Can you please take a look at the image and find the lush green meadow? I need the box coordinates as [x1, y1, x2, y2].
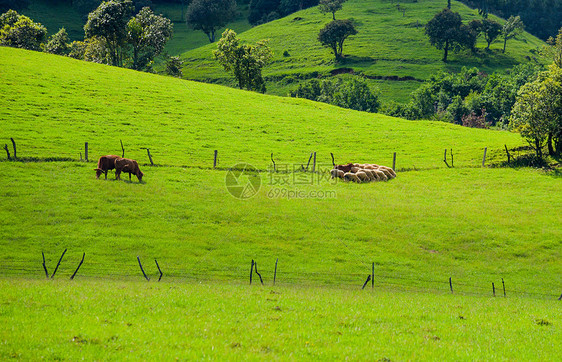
[1, 279, 561, 360]
[1, 47, 561, 359]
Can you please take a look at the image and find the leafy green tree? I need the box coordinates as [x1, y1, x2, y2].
[84, 0, 134, 66]
[127, 7, 173, 70]
[69, 37, 111, 63]
[290, 77, 380, 113]
[318, 0, 346, 20]
[0, 10, 46, 51]
[332, 77, 380, 112]
[481, 18, 501, 50]
[501, 15, 523, 53]
[186, 0, 236, 43]
[249, 0, 279, 25]
[510, 65, 562, 157]
[542, 28, 562, 68]
[317, 19, 357, 60]
[166, 55, 183, 77]
[214, 29, 273, 92]
[425, 8, 471, 62]
[44, 27, 70, 55]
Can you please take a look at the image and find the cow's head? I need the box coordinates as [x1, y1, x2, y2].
[137, 170, 144, 182]
[94, 168, 103, 179]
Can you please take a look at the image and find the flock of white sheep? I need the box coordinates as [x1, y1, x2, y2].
[331, 163, 396, 183]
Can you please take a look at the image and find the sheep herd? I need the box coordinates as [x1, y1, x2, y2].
[331, 163, 396, 183]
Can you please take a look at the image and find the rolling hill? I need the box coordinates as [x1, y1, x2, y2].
[177, 0, 547, 101]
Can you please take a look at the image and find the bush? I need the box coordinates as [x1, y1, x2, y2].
[290, 76, 380, 113]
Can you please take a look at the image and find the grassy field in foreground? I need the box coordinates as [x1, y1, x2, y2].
[0, 279, 561, 360]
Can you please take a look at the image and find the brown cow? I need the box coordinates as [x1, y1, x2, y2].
[95, 155, 120, 179]
[335, 163, 354, 173]
[114, 157, 144, 182]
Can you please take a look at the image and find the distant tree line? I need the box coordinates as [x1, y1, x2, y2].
[459, 0, 562, 40]
[425, 8, 525, 62]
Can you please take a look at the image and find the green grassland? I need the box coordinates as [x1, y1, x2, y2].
[177, 0, 546, 101]
[1, 279, 561, 360]
[1, 47, 561, 359]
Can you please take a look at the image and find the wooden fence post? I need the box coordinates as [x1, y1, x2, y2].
[271, 153, 276, 172]
[137, 256, 150, 281]
[249, 260, 254, 285]
[254, 261, 264, 285]
[51, 249, 67, 279]
[362, 275, 371, 289]
[371, 262, 375, 289]
[146, 148, 154, 166]
[120, 140, 125, 158]
[312, 152, 317, 173]
[85, 142, 88, 162]
[3, 144, 10, 160]
[502, 278, 506, 297]
[42, 252, 49, 279]
[331, 152, 335, 168]
[10, 138, 16, 159]
[213, 150, 218, 169]
[443, 149, 450, 168]
[482, 147, 487, 167]
[492, 282, 496, 297]
[392, 152, 396, 171]
[449, 277, 453, 293]
[155, 259, 163, 282]
[70, 253, 85, 280]
[273, 258, 278, 285]
[306, 153, 313, 171]
[504, 145, 511, 163]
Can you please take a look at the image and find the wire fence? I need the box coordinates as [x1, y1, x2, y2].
[1, 256, 560, 301]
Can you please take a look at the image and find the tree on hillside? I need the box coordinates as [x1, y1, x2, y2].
[0, 10, 47, 51]
[542, 28, 562, 68]
[127, 7, 173, 70]
[44, 27, 71, 55]
[501, 15, 524, 53]
[425, 8, 472, 62]
[186, 0, 236, 43]
[84, 0, 134, 66]
[318, 0, 346, 21]
[481, 18, 502, 50]
[214, 29, 273, 92]
[317, 19, 357, 61]
[510, 65, 562, 158]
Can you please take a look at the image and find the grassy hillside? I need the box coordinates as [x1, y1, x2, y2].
[1, 47, 560, 291]
[178, 0, 546, 101]
[0, 47, 525, 169]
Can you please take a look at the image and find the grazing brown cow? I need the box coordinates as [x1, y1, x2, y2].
[335, 163, 354, 173]
[95, 155, 120, 179]
[114, 157, 144, 182]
